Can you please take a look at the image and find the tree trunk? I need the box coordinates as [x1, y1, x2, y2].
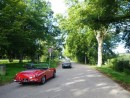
[31, 56, 35, 62]
[96, 31, 103, 67]
[8, 51, 13, 62]
[85, 55, 86, 64]
[19, 54, 23, 63]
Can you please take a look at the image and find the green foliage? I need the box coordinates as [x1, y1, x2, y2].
[0, 0, 60, 62]
[57, 0, 119, 66]
[124, 68, 130, 75]
[106, 58, 118, 68]
[49, 59, 59, 68]
[77, 0, 119, 30]
[102, 33, 117, 63]
[64, 29, 98, 64]
[122, 32, 130, 50]
[106, 55, 130, 75]
[114, 61, 129, 72]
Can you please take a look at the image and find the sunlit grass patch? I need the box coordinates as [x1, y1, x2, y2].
[97, 66, 130, 84]
[0, 63, 25, 85]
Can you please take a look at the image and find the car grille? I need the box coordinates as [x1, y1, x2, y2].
[22, 78, 28, 82]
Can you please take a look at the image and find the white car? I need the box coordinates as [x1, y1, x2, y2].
[62, 59, 72, 68]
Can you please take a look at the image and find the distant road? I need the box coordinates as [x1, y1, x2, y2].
[0, 63, 130, 98]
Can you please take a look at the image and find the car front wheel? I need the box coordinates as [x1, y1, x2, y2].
[41, 76, 46, 84]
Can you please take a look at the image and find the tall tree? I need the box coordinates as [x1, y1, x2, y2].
[64, 29, 98, 64]
[60, 0, 130, 66]
[80, 0, 119, 66]
[63, 0, 120, 66]
[0, 0, 59, 62]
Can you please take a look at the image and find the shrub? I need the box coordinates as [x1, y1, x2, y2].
[106, 58, 118, 68]
[124, 68, 130, 75]
[114, 61, 125, 72]
[106, 59, 130, 74]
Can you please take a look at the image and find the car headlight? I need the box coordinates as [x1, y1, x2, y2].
[29, 77, 33, 79]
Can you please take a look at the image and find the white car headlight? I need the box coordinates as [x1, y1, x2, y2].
[29, 77, 33, 79]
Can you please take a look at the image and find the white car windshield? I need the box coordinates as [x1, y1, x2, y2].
[63, 59, 70, 63]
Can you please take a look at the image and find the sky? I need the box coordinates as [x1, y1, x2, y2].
[48, 0, 67, 15]
[113, 44, 127, 53]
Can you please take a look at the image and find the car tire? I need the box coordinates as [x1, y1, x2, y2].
[41, 76, 46, 84]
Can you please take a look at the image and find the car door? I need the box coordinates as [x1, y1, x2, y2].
[45, 68, 53, 79]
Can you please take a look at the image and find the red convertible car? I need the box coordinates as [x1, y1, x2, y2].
[14, 63, 56, 84]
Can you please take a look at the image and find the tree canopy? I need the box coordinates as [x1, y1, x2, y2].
[0, 0, 60, 62]
[57, 0, 130, 65]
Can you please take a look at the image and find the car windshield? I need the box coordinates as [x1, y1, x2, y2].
[63, 59, 70, 63]
[25, 62, 49, 70]
[34, 63, 49, 69]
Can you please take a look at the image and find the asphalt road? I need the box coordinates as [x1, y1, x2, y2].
[0, 63, 130, 98]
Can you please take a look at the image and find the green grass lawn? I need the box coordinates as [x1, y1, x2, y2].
[0, 63, 26, 85]
[0, 59, 29, 64]
[96, 66, 130, 84]
[95, 66, 130, 91]
[0, 59, 60, 85]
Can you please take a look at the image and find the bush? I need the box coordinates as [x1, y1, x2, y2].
[106, 58, 118, 68]
[106, 59, 130, 74]
[114, 61, 125, 72]
[124, 68, 130, 75]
